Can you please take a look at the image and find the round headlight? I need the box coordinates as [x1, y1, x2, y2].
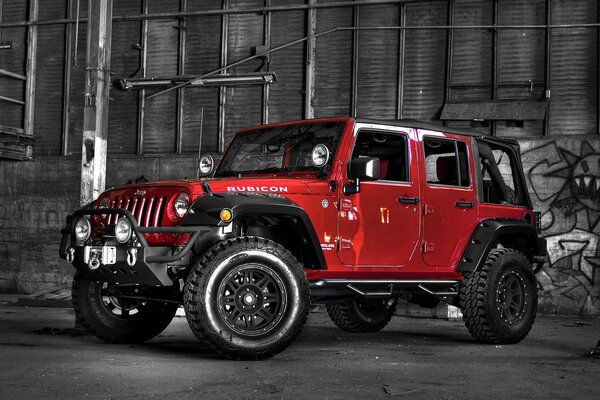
[174, 192, 190, 219]
[74, 218, 91, 242]
[115, 218, 133, 244]
[199, 155, 215, 176]
[311, 144, 330, 167]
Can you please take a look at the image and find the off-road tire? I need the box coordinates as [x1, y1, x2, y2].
[183, 237, 310, 360]
[72, 272, 178, 343]
[460, 248, 537, 344]
[326, 299, 397, 333]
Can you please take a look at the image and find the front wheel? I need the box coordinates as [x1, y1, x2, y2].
[72, 273, 179, 343]
[183, 237, 310, 360]
[460, 248, 538, 344]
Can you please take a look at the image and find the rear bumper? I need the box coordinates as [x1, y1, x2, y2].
[60, 208, 210, 286]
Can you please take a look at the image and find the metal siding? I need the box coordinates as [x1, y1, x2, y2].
[268, 8, 306, 122]
[142, 1, 179, 153]
[356, 4, 399, 119]
[183, 2, 221, 154]
[450, 0, 493, 102]
[402, 1, 447, 120]
[314, 4, 352, 117]
[550, 0, 598, 135]
[67, 18, 87, 155]
[495, 0, 546, 137]
[0, 1, 27, 129]
[224, 0, 264, 147]
[34, 1, 67, 155]
[108, 1, 142, 155]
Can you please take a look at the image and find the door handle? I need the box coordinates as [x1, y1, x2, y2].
[456, 201, 475, 208]
[398, 196, 419, 204]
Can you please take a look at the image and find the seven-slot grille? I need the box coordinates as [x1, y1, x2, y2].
[107, 195, 167, 227]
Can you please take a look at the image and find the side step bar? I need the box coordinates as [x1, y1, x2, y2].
[310, 279, 461, 303]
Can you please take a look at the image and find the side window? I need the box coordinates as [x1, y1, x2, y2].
[351, 130, 409, 182]
[424, 137, 470, 187]
[477, 139, 519, 205]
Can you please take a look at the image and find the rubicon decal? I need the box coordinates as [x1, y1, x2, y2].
[227, 186, 289, 193]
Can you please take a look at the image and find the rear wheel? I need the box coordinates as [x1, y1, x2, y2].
[326, 298, 397, 333]
[72, 273, 178, 343]
[460, 248, 537, 344]
[184, 237, 310, 360]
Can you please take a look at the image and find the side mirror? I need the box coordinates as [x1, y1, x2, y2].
[344, 157, 380, 195]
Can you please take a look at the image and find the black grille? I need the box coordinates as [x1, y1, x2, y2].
[108, 195, 167, 227]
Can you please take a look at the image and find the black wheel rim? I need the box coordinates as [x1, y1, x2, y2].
[217, 264, 287, 336]
[99, 282, 144, 318]
[496, 271, 527, 324]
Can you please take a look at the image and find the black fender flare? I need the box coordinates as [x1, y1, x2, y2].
[458, 218, 545, 272]
[182, 192, 327, 270]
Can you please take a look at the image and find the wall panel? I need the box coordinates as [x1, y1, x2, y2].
[108, 1, 142, 154]
[224, 0, 264, 145]
[314, 4, 352, 117]
[268, 8, 306, 122]
[183, 7, 221, 154]
[356, 4, 399, 119]
[550, 0, 598, 136]
[34, 1, 67, 155]
[402, 1, 447, 120]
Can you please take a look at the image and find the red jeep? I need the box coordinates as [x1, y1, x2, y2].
[60, 117, 546, 359]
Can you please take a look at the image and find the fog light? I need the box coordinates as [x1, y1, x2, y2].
[74, 218, 91, 242]
[220, 208, 233, 223]
[115, 218, 133, 243]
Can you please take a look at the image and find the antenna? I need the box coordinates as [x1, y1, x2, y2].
[196, 107, 204, 179]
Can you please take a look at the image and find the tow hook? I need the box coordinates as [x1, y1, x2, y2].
[127, 248, 138, 266]
[66, 247, 75, 263]
[89, 254, 101, 270]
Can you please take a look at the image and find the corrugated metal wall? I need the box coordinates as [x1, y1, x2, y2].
[1, 0, 599, 158]
[269, 2, 306, 122]
[403, 1, 448, 121]
[314, 2, 353, 117]
[551, 0, 598, 136]
[356, 3, 399, 119]
[0, 1, 27, 129]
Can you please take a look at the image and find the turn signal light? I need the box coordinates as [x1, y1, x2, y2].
[220, 208, 233, 223]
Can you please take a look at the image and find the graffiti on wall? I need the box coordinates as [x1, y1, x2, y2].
[523, 140, 600, 315]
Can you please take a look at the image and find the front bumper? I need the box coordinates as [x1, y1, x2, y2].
[60, 208, 209, 286]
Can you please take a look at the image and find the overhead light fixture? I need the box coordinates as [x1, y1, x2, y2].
[118, 72, 277, 90]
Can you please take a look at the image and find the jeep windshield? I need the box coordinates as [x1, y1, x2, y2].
[214, 121, 346, 178]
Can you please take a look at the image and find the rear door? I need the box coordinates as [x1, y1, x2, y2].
[419, 132, 478, 268]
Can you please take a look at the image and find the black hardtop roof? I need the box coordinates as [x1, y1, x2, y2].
[355, 118, 519, 146]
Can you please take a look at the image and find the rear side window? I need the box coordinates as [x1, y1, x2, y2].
[424, 138, 470, 187]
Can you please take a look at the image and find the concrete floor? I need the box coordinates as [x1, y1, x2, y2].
[0, 297, 598, 400]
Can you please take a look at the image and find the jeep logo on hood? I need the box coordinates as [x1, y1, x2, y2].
[227, 186, 288, 193]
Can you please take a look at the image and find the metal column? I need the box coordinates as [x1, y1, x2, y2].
[218, 0, 229, 153]
[23, 0, 38, 138]
[80, 0, 113, 205]
[304, 0, 317, 119]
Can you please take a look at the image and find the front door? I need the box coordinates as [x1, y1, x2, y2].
[419, 133, 478, 268]
[337, 129, 420, 267]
